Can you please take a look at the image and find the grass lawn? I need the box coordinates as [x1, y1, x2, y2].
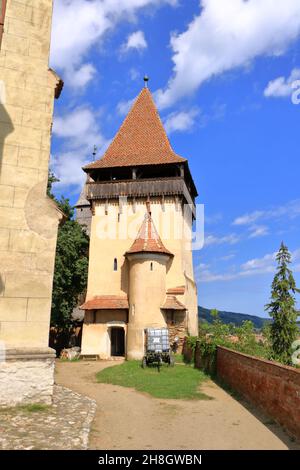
[96, 361, 211, 400]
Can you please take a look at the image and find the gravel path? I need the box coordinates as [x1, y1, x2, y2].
[0, 385, 96, 450]
[55, 361, 299, 450]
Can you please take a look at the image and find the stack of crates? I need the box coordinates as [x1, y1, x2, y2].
[146, 328, 169, 353]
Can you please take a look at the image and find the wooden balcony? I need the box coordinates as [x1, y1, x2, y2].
[87, 177, 196, 214]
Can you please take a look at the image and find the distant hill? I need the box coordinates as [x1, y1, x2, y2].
[198, 306, 270, 329]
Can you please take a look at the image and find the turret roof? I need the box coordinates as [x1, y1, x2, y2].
[75, 182, 89, 207]
[161, 295, 186, 310]
[125, 212, 173, 257]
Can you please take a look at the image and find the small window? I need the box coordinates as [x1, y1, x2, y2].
[150, 262, 153, 271]
[114, 258, 118, 271]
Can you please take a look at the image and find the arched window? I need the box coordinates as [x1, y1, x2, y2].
[114, 258, 118, 271]
[0, 1, 7, 49]
[150, 262, 153, 271]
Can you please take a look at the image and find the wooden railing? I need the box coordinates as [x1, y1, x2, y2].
[87, 177, 196, 215]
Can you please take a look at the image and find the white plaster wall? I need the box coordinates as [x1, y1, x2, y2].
[0, 358, 55, 406]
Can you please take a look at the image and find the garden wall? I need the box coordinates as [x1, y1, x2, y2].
[217, 346, 300, 441]
[182, 338, 194, 363]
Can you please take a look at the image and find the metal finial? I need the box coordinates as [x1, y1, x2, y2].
[92, 145, 97, 161]
[144, 75, 149, 88]
[146, 199, 151, 215]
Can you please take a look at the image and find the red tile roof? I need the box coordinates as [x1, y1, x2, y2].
[161, 295, 186, 310]
[84, 88, 186, 170]
[80, 296, 129, 310]
[125, 212, 173, 257]
[166, 286, 185, 296]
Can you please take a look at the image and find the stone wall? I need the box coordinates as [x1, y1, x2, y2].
[217, 347, 300, 442]
[0, 348, 55, 406]
[165, 310, 187, 353]
[0, 0, 62, 405]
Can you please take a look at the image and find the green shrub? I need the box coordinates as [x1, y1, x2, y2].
[191, 311, 272, 375]
[186, 336, 198, 351]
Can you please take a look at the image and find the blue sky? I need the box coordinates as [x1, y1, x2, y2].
[49, 0, 300, 317]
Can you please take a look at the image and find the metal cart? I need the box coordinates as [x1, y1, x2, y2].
[142, 328, 174, 371]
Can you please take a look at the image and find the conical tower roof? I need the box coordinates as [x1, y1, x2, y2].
[75, 181, 89, 207]
[125, 212, 173, 257]
[84, 87, 186, 170]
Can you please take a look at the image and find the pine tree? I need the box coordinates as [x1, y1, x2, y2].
[265, 242, 299, 364]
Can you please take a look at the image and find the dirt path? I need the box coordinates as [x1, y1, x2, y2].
[55, 361, 298, 450]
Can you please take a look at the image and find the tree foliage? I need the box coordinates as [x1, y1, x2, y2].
[265, 242, 299, 364]
[48, 173, 89, 330]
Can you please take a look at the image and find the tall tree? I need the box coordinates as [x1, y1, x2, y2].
[265, 242, 299, 364]
[48, 173, 89, 330]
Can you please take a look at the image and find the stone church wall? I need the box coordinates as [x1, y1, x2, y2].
[0, 0, 62, 405]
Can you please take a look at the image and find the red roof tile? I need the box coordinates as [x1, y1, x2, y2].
[84, 88, 186, 170]
[125, 212, 173, 257]
[166, 286, 185, 296]
[161, 295, 186, 310]
[80, 296, 129, 310]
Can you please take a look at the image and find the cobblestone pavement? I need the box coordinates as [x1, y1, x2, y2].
[0, 385, 96, 450]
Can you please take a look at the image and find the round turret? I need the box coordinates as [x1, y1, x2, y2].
[125, 212, 173, 360]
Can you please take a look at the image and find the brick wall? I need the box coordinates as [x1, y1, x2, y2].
[217, 347, 300, 441]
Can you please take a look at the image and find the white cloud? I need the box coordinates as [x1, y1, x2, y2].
[220, 254, 236, 261]
[248, 225, 269, 239]
[117, 98, 135, 116]
[52, 107, 104, 148]
[51, 106, 109, 189]
[164, 109, 199, 134]
[122, 31, 148, 53]
[264, 68, 300, 98]
[205, 213, 223, 225]
[130, 68, 140, 81]
[197, 268, 237, 283]
[233, 200, 300, 226]
[51, 151, 90, 189]
[156, 0, 300, 108]
[50, 0, 176, 90]
[68, 64, 97, 89]
[205, 233, 240, 247]
[233, 210, 264, 226]
[197, 247, 300, 283]
[241, 252, 276, 273]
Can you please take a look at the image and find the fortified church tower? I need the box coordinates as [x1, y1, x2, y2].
[80, 82, 198, 359]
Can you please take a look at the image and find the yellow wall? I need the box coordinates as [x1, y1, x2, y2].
[127, 253, 169, 359]
[0, 0, 61, 348]
[81, 310, 127, 358]
[83, 195, 199, 357]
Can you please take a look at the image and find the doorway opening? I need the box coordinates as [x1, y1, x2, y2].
[110, 327, 125, 357]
